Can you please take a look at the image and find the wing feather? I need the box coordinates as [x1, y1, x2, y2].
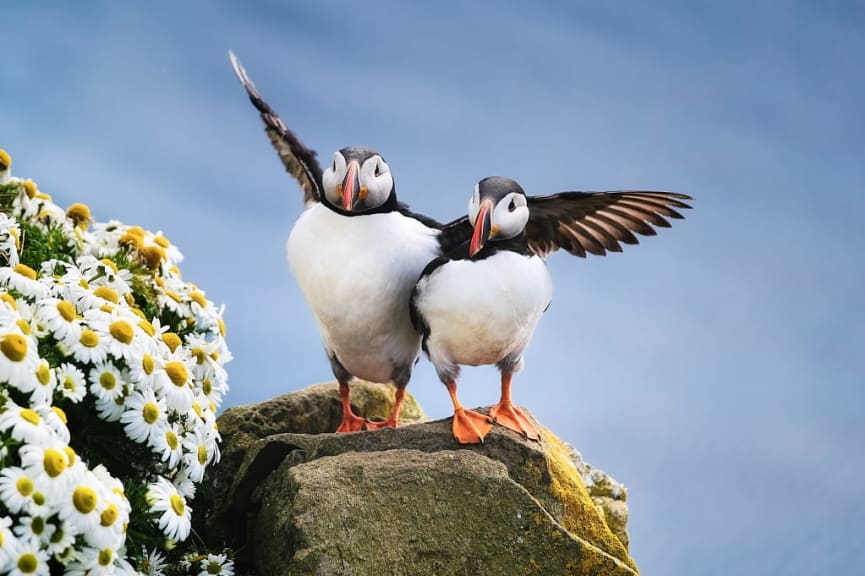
[526, 191, 692, 257]
[229, 51, 323, 205]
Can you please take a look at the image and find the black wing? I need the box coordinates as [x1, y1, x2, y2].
[396, 203, 473, 258]
[229, 51, 323, 205]
[525, 191, 692, 257]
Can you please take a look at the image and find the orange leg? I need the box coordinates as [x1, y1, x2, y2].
[336, 381, 368, 432]
[365, 386, 405, 430]
[446, 380, 493, 444]
[489, 372, 540, 441]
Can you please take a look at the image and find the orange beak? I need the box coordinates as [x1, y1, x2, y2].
[469, 200, 493, 257]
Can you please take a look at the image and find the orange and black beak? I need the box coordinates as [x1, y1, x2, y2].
[340, 160, 362, 211]
[469, 199, 494, 257]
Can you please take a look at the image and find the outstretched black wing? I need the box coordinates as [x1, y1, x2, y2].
[229, 51, 323, 205]
[525, 191, 692, 257]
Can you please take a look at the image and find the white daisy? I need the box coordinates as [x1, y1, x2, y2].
[0, 329, 41, 392]
[120, 388, 167, 445]
[34, 297, 83, 345]
[19, 441, 74, 500]
[150, 421, 184, 470]
[44, 517, 77, 559]
[128, 350, 170, 397]
[181, 427, 217, 483]
[12, 514, 55, 549]
[146, 476, 191, 542]
[29, 361, 56, 405]
[88, 362, 127, 403]
[0, 263, 47, 299]
[138, 547, 167, 576]
[161, 358, 194, 413]
[94, 394, 126, 422]
[69, 327, 110, 365]
[0, 402, 52, 445]
[84, 497, 128, 550]
[65, 545, 117, 576]
[55, 362, 87, 403]
[58, 467, 105, 534]
[171, 466, 197, 501]
[7, 540, 50, 576]
[197, 553, 234, 576]
[0, 467, 37, 514]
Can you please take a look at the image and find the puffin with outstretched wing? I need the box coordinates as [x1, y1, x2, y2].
[411, 176, 692, 444]
[229, 52, 471, 432]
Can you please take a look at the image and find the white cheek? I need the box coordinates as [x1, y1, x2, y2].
[493, 204, 529, 238]
[322, 168, 341, 205]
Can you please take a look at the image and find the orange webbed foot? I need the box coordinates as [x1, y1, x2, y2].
[451, 407, 494, 444]
[336, 410, 368, 433]
[489, 402, 541, 441]
[364, 417, 398, 430]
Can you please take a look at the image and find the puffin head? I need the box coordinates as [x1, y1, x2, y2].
[468, 176, 529, 257]
[321, 147, 394, 214]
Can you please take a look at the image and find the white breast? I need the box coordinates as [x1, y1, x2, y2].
[414, 251, 553, 380]
[287, 204, 440, 383]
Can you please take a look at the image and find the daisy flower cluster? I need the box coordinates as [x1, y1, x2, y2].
[0, 150, 234, 576]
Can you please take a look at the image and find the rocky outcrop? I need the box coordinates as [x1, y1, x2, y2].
[205, 382, 637, 575]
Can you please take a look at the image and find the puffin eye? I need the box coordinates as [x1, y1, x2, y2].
[374, 163, 382, 177]
[508, 199, 517, 212]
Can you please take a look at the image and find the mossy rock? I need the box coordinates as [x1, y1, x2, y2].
[202, 380, 424, 545]
[208, 394, 637, 575]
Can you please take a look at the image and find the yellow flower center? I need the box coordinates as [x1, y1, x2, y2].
[0, 148, 10, 170]
[154, 235, 170, 248]
[166, 430, 179, 450]
[170, 493, 185, 516]
[190, 291, 207, 307]
[162, 332, 182, 352]
[191, 402, 204, 419]
[13, 263, 37, 280]
[154, 276, 166, 289]
[62, 374, 76, 390]
[218, 318, 226, 337]
[126, 226, 145, 238]
[98, 548, 113, 566]
[57, 300, 78, 321]
[0, 292, 17, 309]
[119, 233, 143, 250]
[53, 406, 68, 424]
[80, 329, 99, 348]
[1, 333, 28, 361]
[137, 320, 155, 336]
[64, 446, 76, 466]
[109, 320, 134, 344]
[22, 180, 37, 199]
[36, 363, 51, 385]
[66, 203, 92, 228]
[32, 492, 45, 506]
[79, 278, 90, 289]
[99, 304, 114, 313]
[206, 561, 223, 575]
[165, 361, 188, 387]
[100, 258, 119, 273]
[16, 319, 31, 335]
[16, 477, 34, 496]
[142, 402, 160, 424]
[142, 246, 165, 270]
[100, 504, 119, 527]
[93, 286, 118, 304]
[192, 347, 207, 365]
[31, 516, 45, 535]
[202, 378, 212, 395]
[9, 228, 19, 250]
[73, 486, 97, 514]
[99, 371, 117, 391]
[43, 448, 67, 478]
[142, 354, 155, 375]
[197, 444, 208, 465]
[166, 290, 182, 304]
[17, 553, 38, 573]
[20, 408, 40, 425]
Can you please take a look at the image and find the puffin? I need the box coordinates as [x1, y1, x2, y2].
[229, 52, 472, 432]
[411, 176, 692, 444]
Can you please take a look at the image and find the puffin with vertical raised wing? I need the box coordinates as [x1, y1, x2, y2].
[411, 176, 692, 444]
[229, 52, 472, 432]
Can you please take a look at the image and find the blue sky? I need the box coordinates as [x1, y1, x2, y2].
[3, 1, 863, 573]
